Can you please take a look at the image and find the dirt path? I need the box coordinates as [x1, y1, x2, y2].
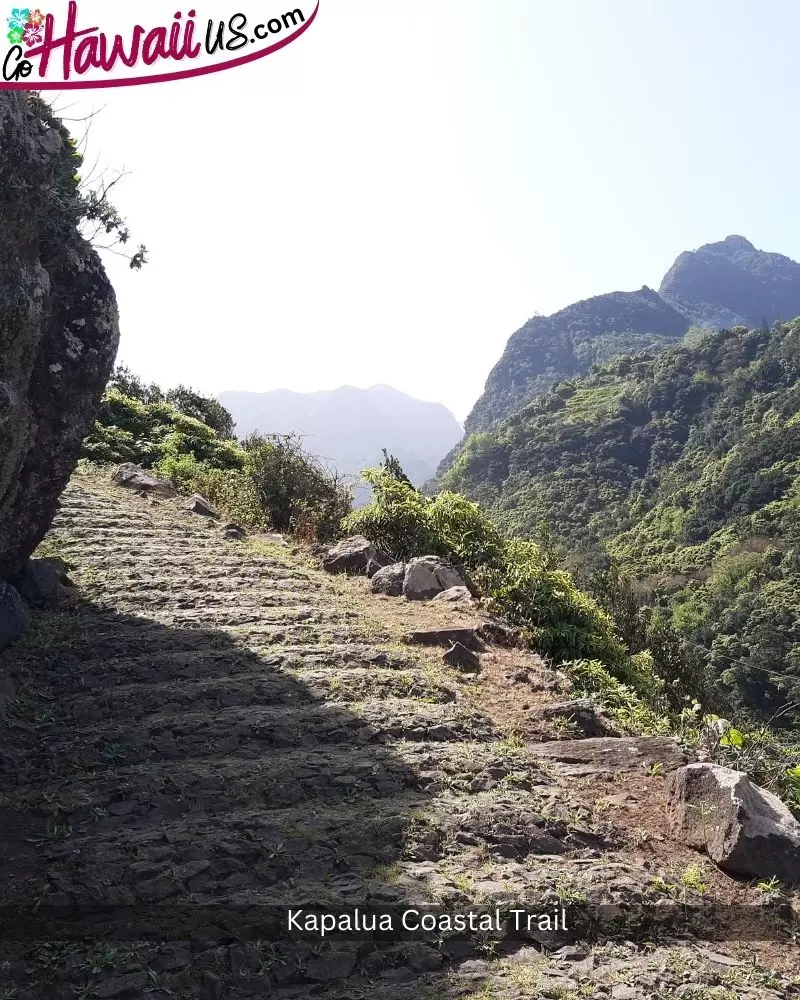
[0, 473, 797, 999]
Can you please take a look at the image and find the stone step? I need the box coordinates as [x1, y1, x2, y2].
[50, 667, 456, 726]
[22, 700, 500, 772]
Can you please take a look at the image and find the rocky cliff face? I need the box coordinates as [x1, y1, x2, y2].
[462, 287, 689, 437]
[659, 234, 800, 329]
[0, 94, 119, 578]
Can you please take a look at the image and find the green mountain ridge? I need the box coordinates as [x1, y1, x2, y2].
[459, 236, 800, 441]
[441, 318, 800, 717]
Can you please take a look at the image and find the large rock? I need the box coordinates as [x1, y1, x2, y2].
[432, 586, 473, 606]
[185, 494, 218, 518]
[323, 536, 380, 575]
[403, 555, 466, 601]
[0, 582, 30, 650]
[10, 557, 73, 608]
[666, 763, 800, 883]
[371, 562, 406, 596]
[0, 94, 120, 579]
[112, 463, 177, 497]
[531, 736, 689, 776]
[526, 698, 620, 738]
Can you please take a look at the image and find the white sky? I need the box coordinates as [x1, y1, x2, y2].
[60, 0, 800, 420]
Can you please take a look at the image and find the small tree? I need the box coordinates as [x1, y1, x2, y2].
[243, 433, 352, 539]
[165, 385, 235, 440]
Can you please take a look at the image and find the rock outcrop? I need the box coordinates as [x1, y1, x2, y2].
[0, 94, 119, 579]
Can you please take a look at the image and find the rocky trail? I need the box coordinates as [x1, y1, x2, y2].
[0, 473, 797, 999]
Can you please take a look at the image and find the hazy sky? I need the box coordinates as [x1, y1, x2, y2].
[62, 0, 800, 420]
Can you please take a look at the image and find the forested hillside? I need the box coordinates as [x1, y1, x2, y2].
[463, 287, 689, 435]
[442, 319, 800, 717]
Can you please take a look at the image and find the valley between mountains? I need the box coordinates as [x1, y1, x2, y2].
[0, 470, 798, 1000]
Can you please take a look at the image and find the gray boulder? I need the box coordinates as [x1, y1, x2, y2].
[403, 556, 466, 601]
[221, 523, 247, 540]
[186, 494, 218, 518]
[10, 557, 73, 609]
[0, 93, 120, 579]
[112, 463, 177, 497]
[432, 586, 473, 605]
[666, 763, 800, 883]
[0, 582, 30, 650]
[442, 641, 481, 672]
[323, 536, 379, 575]
[371, 562, 406, 596]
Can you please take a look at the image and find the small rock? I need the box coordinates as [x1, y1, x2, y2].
[199, 971, 223, 1000]
[306, 951, 357, 981]
[264, 532, 289, 546]
[432, 586, 473, 605]
[442, 641, 481, 672]
[364, 559, 383, 578]
[112, 463, 177, 497]
[611, 987, 641, 1000]
[479, 620, 519, 646]
[10, 557, 73, 608]
[526, 698, 620, 737]
[406, 626, 484, 650]
[93, 971, 149, 998]
[555, 945, 589, 961]
[403, 555, 466, 600]
[221, 522, 247, 540]
[371, 562, 406, 596]
[406, 944, 443, 972]
[666, 763, 800, 882]
[697, 948, 743, 968]
[323, 535, 381, 575]
[0, 582, 30, 650]
[185, 494, 218, 518]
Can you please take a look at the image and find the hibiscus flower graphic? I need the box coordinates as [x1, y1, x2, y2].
[6, 25, 23, 44]
[27, 7, 44, 26]
[22, 20, 41, 45]
[6, 8, 30, 30]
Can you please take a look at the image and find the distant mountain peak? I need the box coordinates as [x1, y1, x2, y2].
[218, 384, 463, 496]
[660, 235, 800, 329]
[456, 236, 800, 442]
[721, 234, 755, 249]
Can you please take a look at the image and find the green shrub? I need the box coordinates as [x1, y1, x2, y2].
[564, 658, 669, 734]
[155, 454, 263, 529]
[83, 374, 352, 541]
[82, 389, 241, 472]
[243, 433, 352, 541]
[344, 469, 630, 669]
